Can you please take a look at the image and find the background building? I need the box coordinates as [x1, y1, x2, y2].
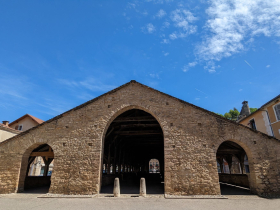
[238, 95, 280, 139]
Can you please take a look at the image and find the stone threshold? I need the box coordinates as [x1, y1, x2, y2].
[165, 194, 228, 199]
[38, 193, 227, 199]
[38, 193, 97, 198]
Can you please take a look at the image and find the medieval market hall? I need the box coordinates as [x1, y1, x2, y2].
[1, 81, 280, 198]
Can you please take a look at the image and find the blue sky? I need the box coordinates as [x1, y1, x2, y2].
[1, 0, 280, 122]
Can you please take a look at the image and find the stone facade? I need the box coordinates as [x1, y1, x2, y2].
[0, 81, 280, 197]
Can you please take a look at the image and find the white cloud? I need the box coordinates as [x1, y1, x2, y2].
[266, 65, 271, 68]
[197, 0, 280, 61]
[142, 23, 156, 34]
[188, 61, 197, 67]
[163, 52, 169, 56]
[203, 61, 220, 73]
[182, 62, 198, 72]
[155, 9, 166, 18]
[182, 65, 189, 72]
[162, 22, 170, 29]
[169, 33, 177, 40]
[161, 39, 170, 44]
[195, 97, 200, 100]
[239, 89, 243, 92]
[149, 73, 160, 79]
[169, 9, 197, 39]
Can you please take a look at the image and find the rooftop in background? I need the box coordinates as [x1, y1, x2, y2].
[9, 114, 44, 127]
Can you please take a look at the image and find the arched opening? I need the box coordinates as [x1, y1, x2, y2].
[19, 144, 54, 193]
[216, 141, 251, 195]
[149, 159, 160, 173]
[100, 109, 164, 195]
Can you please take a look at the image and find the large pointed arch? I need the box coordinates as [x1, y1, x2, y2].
[100, 107, 165, 194]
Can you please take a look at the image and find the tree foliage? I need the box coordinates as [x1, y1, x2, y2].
[250, 108, 258, 113]
[216, 107, 258, 121]
[216, 108, 240, 121]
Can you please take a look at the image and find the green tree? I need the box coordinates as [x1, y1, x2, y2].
[224, 112, 232, 119]
[215, 108, 240, 121]
[250, 108, 258, 113]
[228, 108, 240, 120]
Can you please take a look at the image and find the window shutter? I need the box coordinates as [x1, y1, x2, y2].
[15, 125, 19, 130]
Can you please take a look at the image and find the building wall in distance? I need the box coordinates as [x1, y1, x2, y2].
[266, 101, 280, 140]
[0, 129, 17, 143]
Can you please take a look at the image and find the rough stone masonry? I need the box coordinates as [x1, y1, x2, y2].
[0, 80, 280, 197]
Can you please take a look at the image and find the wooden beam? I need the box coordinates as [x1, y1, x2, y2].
[30, 151, 54, 157]
[113, 117, 157, 122]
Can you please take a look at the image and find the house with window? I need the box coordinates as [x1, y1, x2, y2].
[1, 114, 44, 142]
[8, 114, 44, 132]
[237, 94, 280, 140]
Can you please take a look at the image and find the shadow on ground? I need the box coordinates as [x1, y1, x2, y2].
[220, 182, 252, 195]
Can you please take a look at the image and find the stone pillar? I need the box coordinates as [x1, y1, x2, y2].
[140, 178, 146, 197]
[113, 178, 120, 197]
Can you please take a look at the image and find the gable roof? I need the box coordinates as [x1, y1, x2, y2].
[1, 80, 278, 145]
[238, 94, 280, 122]
[9, 114, 44, 126]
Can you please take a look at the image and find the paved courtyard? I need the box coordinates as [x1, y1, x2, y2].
[1, 187, 280, 210]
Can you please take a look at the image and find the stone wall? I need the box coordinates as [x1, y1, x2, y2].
[0, 81, 280, 197]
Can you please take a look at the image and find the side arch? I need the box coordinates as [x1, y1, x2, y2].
[215, 139, 257, 194]
[17, 143, 55, 192]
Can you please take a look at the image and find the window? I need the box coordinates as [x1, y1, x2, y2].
[15, 124, 23, 131]
[274, 104, 280, 121]
[249, 119, 256, 130]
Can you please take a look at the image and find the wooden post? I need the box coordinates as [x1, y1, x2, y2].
[107, 145, 111, 174]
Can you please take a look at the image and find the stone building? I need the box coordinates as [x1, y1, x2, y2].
[0, 81, 280, 197]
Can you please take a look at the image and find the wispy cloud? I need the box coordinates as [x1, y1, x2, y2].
[182, 61, 198, 72]
[142, 23, 156, 34]
[146, 0, 174, 4]
[169, 9, 197, 39]
[155, 9, 166, 19]
[195, 88, 207, 95]
[203, 61, 220, 73]
[244, 60, 254, 70]
[58, 78, 117, 92]
[161, 39, 170, 44]
[266, 65, 271, 68]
